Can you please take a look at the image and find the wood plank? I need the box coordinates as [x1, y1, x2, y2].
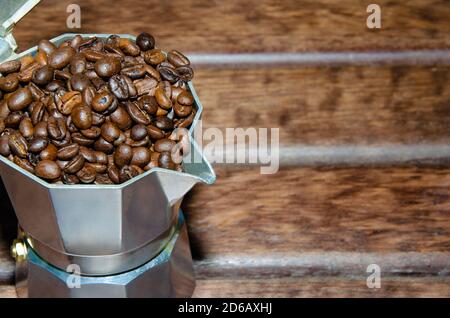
[193, 277, 450, 297]
[183, 166, 450, 258]
[12, 0, 450, 54]
[193, 65, 450, 147]
[2, 276, 449, 297]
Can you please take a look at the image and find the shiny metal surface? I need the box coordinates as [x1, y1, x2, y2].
[0, 34, 215, 276]
[19, 213, 195, 298]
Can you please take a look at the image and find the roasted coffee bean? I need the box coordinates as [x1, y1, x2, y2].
[109, 75, 130, 100]
[47, 116, 67, 140]
[4, 112, 24, 128]
[136, 32, 155, 51]
[130, 147, 151, 167]
[71, 133, 93, 146]
[32, 65, 54, 86]
[137, 95, 158, 115]
[71, 105, 92, 130]
[8, 133, 28, 158]
[76, 165, 97, 183]
[70, 54, 87, 74]
[177, 91, 194, 106]
[38, 40, 57, 56]
[85, 162, 107, 174]
[107, 165, 120, 184]
[92, 112, 105, 126]
[57, 143, 79, 160]
[158, 65, 179, 83]
[155, 86, 173, 110]
[40, 144, 57, 161]
[34, 121, 48, 138]
[62, 173, 80, 184]
[0, 135, 11, 156]
[133, 77, 158, 96]
[0, 73, 19, 92]
[19, 63, 41, 82]
[30, 101, 45, 125]
[64, 154, 85, 174]
[79, 146, 97, 163]
[175, 108, 196, 129]
[154, 116, 174, 131]
[80, 126, 101, 139]
[0, 60, 21, 75]
[0, 119, 4, 134]
[7, 87, 33, 111]
[0, 101, 10, 119]
[51, 131, 71, 148]
[101, 122, 121, 143]
[173, 102, 192, 117]
[19, 117, 34, 139]
[95, 151, 108, 164]
[70, 73, 91, 92]
[91, 91, 117, 113]
[35, 160, 61, 180]
[114, 144, 133, 167]
[118, 38, 141, 56]
[119, 165, 141, 183]
[45, 80, 65, 92]
[95, 57, 121, 78]
[130, 124, 148, 141]
[95, 173, 113, 184]
[48, 47, 76, 69]
[29, 137, 48, 153]
[143, 49, 166, 65]
[145, 124, 165, 140]
[13, 156, 34, 173]
[94, 137, 114, 154]
[121, 64, 146, 79]
[167, 50, 190, 68]
[176, 66, 194, 82]
[154, 138, 176, 153]
[125, 101, 150, 125]
[158, 151, 176, 170]
[59, 91, 82, 115]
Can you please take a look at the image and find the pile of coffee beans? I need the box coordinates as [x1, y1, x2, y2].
[0, 33, 196, 184]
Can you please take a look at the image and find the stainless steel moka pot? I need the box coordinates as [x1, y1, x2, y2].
[0, 0, 215, 297]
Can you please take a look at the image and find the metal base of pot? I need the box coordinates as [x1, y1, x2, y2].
[14, 212, 196, 298]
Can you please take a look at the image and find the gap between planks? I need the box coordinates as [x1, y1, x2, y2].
[189, 50, 450, 68]
[204, 144, 450, 167]
[195, 252, 450, 279]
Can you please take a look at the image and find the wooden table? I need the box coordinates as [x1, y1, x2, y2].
[1, 0, 450, 297]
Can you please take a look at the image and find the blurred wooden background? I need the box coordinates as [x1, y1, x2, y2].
[1, 0, 450, 297]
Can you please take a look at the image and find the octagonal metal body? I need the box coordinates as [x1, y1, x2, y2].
[15, 213, 196, 298]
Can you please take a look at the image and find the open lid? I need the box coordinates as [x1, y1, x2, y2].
[0, 0, 41, 62]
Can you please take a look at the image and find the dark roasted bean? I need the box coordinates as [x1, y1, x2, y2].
[48, 47, 76, 69]
[71, 105, 92, 130]
[32, 65, 54, 86]
[167, 50, 190, 67]
[35, 160, 61, 180]
[114, 144, 133, 167]
[8, 133, 28, 158]
[57, 143, 79, 160]
[64, 154, 85, 174]
[7, 87, 33, 111]
[47, 116, 67, 140]
[154, 138, 176, 153]
[154, 116, 174, 131]
[131, 147, 151, 167]
[76, 165, 97, 183]
[0, 73, 19, 92]
[14, 156, 34, 173]
[136, 32, 155, 51]
[29, 137, 49, 153]
[0, 60, 21, 75]
[95, 57, 121, 78]
[143, 49, 166, 65]
[125, 101, 151, 125]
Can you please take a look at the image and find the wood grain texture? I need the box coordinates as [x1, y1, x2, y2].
[12, 0, 450, 54]
[183, 166, 450, 257]
[194, 65, 450, 146]
[193, 277, 450, 298]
